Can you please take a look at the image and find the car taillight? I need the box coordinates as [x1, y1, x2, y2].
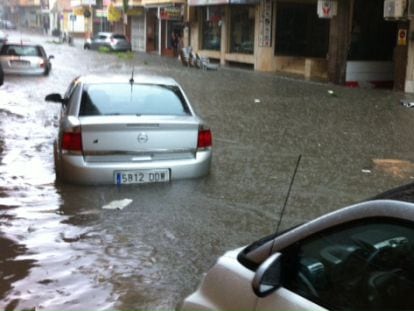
[197, 128, 212, 149]
[40, 60, 45, 68]
[62, 132, 83, 152]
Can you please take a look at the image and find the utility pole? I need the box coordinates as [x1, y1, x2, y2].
[327, 0, 353, 85]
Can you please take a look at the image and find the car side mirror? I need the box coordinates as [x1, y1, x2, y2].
[49, 55, 54, 60]
[45, 93, 63, 103]
[252, 252, 282, 298]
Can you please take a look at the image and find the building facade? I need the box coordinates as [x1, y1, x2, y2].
[3, 0, 414, 93]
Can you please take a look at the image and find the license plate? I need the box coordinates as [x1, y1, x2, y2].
[115, 169, 170, 185]
[10, 60, 29, 67]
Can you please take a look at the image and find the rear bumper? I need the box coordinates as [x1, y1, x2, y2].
[3, 68, 45, 75]
[111, 45, 131, 51]
[56, 149, 212, 185]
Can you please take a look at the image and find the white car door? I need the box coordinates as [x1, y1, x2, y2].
[255, 288, 327, 311]
[252, 217, 414, 311]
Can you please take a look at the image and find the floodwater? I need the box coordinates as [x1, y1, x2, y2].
[1, 31, 414, 310]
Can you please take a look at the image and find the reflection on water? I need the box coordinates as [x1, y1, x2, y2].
[0, 231, 35, 303]
[0, 78, 117, 310]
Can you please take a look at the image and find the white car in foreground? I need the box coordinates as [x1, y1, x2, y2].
[45, 74, 212, 185]
[182, 200, 414, 311]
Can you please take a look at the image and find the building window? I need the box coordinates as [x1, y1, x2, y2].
[230, 5, 255, 54]
[275, 2, 329, 57]
[202, 6, 223, 51]
[348, 0, 396, 61]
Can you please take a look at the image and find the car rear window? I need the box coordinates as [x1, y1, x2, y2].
[79, 83, 191, 116]
[112, 34, 127, 40]
[1, 45, 41, 57]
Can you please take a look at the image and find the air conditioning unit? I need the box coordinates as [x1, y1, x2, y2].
[384, 0, 407, 20]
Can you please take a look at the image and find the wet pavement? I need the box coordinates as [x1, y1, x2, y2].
[1, 30, 414, 310]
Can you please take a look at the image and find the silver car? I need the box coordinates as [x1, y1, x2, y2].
[45, 74, 212, 185]
[0, 42, 54, 76]
[84, 32, 131, 52]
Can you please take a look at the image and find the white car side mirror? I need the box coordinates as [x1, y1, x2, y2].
[252, 252, 282, 297]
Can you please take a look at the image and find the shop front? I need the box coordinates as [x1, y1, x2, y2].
[129, 7, 146, 51]
[143, 0, 186, 56]
[188, 0, 257, 66]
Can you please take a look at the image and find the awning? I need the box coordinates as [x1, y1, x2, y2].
[230, 0, 259, 4]
[188, 0, 258, 6]
[188, 0, 229, 6]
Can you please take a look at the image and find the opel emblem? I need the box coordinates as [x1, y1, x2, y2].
[137, 133, 148, 144]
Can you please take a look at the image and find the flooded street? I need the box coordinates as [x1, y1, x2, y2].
[1, 31, 414, 310]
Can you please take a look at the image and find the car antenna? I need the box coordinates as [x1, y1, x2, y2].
[275, 154, 302, 235]
[129, 67, 135, 102]
[129, 68, 134, 86]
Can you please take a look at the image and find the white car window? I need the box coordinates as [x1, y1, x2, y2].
[281, 219, 414, 310]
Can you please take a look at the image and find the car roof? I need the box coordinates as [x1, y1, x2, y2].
[97, 32, 124, 36]
[76, 74, 180, 86]
[2, 42, 42, 47]
[239, 199, 414, 268]
[274, 199, 414, 250]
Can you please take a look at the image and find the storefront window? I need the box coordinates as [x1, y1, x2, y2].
[275, 2, 328, 57]
[202, 6, 223, 51]
[230, 5, 255, 54]
[348, 0, 396, 61]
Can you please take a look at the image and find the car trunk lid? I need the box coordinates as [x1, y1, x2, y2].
[79, 115, 200, 163]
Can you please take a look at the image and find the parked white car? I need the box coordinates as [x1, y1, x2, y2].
[182, 199, 414, 311]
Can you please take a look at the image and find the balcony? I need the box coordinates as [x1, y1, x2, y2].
[17, 0, 41, 7]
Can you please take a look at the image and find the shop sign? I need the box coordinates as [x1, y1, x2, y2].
[70, 0, 96, 6]
[127, 7, 144, 16]
[96, 9, 108, 17]
[73, 6, 84, 15]
[398, 29, 407, 46]
[188, 0, 229, 6]
[108, 3, 122, 22]
[160, 6, 182, 20]
[259, 0, 272, 47]
[317, 0, 337, 18]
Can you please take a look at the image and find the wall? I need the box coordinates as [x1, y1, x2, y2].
[405, 21, 414, 93]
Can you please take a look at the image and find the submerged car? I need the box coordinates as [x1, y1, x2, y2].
[181, 199, 414, 311]
[0, 42, 54, 76]
[84, 32, 131, 52]
[45, 74, 212, 185]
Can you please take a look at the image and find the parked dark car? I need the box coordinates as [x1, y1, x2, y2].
[0, 63, 3, 86]
[84, 32, 131, 52]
